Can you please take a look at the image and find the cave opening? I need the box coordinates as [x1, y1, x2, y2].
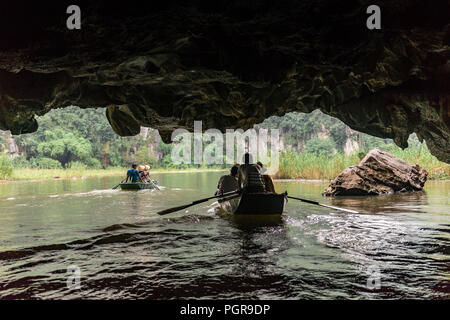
[1, 106, 448, 180]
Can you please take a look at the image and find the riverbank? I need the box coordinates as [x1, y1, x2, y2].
[1, 165, 448, 184]
[274, 149, 450, 181]
[0, 168, 227, 183]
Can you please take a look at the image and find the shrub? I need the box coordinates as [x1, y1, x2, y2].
[0, 155, 13, 179]
[135, 146, 158, 167]
[85, 158, 102, 169]
[66, 161, 88, 170]
[29, 157, 63, 169]
[11, 155, 30, 168]
[302, 137, 336, 157]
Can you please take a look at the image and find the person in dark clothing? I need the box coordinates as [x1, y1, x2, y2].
[126, 164, 140, 183]
[237, 153, 265, 193]
[257, 161, 276, 193]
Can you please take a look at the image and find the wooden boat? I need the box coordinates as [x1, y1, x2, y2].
[218, 192, 287, 215]
[119, 182, 157, 190]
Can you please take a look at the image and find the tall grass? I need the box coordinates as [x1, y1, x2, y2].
[0, 155, 13, 180]
[6, 167, 226, 181]
[387, 145, 450, 179]
[274, 147, 450, 180]
[274, 152, 360, 180]
[10, 168, 126, 181]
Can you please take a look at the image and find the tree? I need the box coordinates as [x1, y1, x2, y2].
[302, 137, 336, 157]
[135, 145, 158, 167]
[36, 130, 93, 167]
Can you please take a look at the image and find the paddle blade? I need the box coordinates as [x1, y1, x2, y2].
[112, 178, 127, 190]
[157, 204, 192, 216]
[156, 190, 239, 216]
[112, 184, 121, 190]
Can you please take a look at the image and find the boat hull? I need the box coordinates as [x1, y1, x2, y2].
[219, 192, 287, 215]
[119, 183, 156, 190]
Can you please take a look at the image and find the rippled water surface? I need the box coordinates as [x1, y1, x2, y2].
[0, 172, 449, 299]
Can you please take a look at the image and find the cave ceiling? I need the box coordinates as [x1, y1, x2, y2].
[0, 0, 448, 162]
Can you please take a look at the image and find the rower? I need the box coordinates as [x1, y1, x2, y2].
[126, 164, 140, 183]
[237, 153, 265, 193]
[257, 161, 275, 193]
[215, 165, 239, 196]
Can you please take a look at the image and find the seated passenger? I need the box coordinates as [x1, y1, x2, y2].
[137, 165, 149, 183]
[144, 165, 151, 182]
[136, 165, 143, 182]
[126, 164, 140, 183]
[237, 153, 265, 193]
[139, 171, 146, 183]
[257, 161, 276, 193]
[215, 165, 239, 195]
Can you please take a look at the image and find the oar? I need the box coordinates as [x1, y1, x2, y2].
[157, 190, 240, 216]
[151, 180, 160, 190]
[287, 195, 359, 214]
[112, 178, 127, 190]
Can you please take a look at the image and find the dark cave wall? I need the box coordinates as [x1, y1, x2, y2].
[0, 0, 448, 161]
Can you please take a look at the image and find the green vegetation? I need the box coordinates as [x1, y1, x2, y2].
[302, 137, 337, 157]
[0, 107, 448, 182]
[257, 110, 392, 154]
[258, 111, 350, 150]
[8, 167, 225, 181]
[6, 106, 227, 172]
[0, 156, 13, 179]
[275, 140, 450, 180]
[12, 107, 139, 169]
[385, 143, 450, 180]
[275, 152, 359, 180]
[258, 110, 449, 180]
[10, 167, 125, 181]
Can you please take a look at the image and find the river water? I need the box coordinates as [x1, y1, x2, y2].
[0, 172, 448, 299]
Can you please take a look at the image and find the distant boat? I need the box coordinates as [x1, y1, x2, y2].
[218, 192, 287, 215]
[119, 181, 158, 190]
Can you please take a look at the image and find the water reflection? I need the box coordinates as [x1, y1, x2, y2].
[219, 220, 294, 298]
[127, 192, 142, 212]
[328, 191, 430, 214]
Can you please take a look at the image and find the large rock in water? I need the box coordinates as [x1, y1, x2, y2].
[323, 149, 428, 196]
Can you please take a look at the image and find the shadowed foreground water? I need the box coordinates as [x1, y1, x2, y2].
[0, 172, 448, 299]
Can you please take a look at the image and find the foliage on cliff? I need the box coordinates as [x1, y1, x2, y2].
[0, 107, 448, 179]
[7, 106, 141, 169]
[257, 110, 395, 155]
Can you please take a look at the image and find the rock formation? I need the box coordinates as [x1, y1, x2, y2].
[0, 131, 20, 155]
[323, 148, 428, 196]
[0, 1, 449, 162]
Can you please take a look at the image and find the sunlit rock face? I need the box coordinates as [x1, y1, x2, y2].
[0, 0, 448, 162]
[323, 148, 428, 196]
